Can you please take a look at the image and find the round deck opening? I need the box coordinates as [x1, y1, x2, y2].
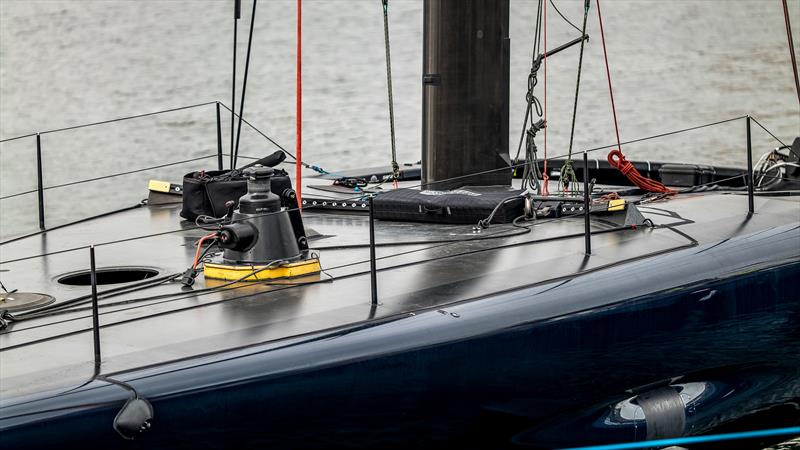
[58, 267, 159, 286]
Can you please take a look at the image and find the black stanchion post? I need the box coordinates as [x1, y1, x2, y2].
[369, 196, 378, 305]
[215, 102, 224, 170]
[35, 134, 45, 230]
[746, 116, 754, 215]
[89, 245, 102, 371]
[583, 152, 591, 255]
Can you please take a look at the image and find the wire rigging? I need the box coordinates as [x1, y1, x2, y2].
[562, 0, 592, 194]
[381, 0, 400, 187]
[512, 0, 546, 195]
[233, 0, 258, 170]
[782, 0, 800, 106]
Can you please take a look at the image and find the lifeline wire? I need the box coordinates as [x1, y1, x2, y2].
[0, 101, 218, 144]
[0, 115, 785, 264]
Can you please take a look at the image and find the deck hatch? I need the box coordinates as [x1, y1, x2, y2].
[57, 267, 159, 286]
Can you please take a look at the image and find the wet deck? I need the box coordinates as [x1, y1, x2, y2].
[1, 181, 798, 399]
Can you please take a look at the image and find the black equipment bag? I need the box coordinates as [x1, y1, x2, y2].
[180, 151, 293, 220]
[373, 188, 525, 225]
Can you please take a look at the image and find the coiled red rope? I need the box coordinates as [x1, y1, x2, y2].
[608, 149, 675, 193]
[597, 0, 673, 195]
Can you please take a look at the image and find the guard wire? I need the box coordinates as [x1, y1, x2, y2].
[0, 116, 788, 264]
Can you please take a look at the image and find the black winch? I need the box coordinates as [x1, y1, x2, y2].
[203, 165, 320, 281]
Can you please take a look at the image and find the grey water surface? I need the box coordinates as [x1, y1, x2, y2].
[1, 0, 798, 237]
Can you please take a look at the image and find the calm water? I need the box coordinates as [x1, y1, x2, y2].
[1, 0, 798, 237]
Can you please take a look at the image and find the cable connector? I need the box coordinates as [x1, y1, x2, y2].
[181, 268, 198, 287]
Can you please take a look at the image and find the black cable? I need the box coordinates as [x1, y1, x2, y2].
[231, 0, 240, 169]
[749, 115, 788, 147]
[232, 0, 258, 170]
[549, 0, 582, 34]
[217, 102, 298, 162]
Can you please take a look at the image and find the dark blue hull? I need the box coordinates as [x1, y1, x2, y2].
[2, 224, 799, 449]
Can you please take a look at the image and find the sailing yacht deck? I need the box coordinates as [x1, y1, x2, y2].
[0, 181, 798, 399]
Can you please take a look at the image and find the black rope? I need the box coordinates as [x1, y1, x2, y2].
[381, 0, 400, 181]
[749, 115, 788, 147]
[0, 101, 218, 144]
[512, 0, 546, 194]
[233, 0, 258, 170]
[561, 0, 591, 193]
[231, 0, 241, 169]
[565, 0, 591, 163]
[0, 154, 216, 200]
[549, 0, 582, 34]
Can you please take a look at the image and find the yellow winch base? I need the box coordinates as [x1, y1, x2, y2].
[203, 259, 321, 281]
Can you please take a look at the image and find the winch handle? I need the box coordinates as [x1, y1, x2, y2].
[239, 151, 286, 170]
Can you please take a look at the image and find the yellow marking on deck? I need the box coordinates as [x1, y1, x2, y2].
[148, 180, 172, 193]
[203, 259, 321, 281]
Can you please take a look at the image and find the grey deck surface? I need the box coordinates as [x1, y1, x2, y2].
[1, 180, 798, 398]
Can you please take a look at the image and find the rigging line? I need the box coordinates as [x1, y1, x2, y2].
[231, 0, 241, 169]
[233, 0, 258, 170]
[566, 0, 591, 162]
[217, 102, 298, 162]
[381, 0, 400, 185]
[0, 154, 216, 201]
[748, 115, 788, 147]
[543, 0, 549, 195]
[14, 222, 532, 322]
[549, 0, 582, 34]
[6, 221, 654, 340]
[582, 115, 747, 153]
[0, 101, 218, 144]
[0, 115, 757, 263]
[0, 202, 145, 247]
[6, 221, 534, 325]
[596, 0, 622, 152]
[296, 0, 303, 207]
[782, 0, 800, 106]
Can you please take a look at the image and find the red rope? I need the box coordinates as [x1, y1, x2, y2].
[295, 0, 303, 210]
[542, 0, 549, 196]
[782, 0, 800, 106]
[596, 0, 622, 156]
[608, 149, 675, 193]
[597, 0, 673, 194]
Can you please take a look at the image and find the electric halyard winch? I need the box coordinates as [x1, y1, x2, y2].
[201, 165, 320, 282]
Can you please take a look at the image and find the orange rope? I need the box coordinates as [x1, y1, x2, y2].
[295, 0, 303, 210]
[542, 0, 549, 196]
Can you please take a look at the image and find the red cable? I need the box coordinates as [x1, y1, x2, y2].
[596, 0, 622, 156]
[597, 0, 672, 194]
[295, 0, 303, 210]
[193, 233, 219, 270]
[542, 0, 549, 196]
